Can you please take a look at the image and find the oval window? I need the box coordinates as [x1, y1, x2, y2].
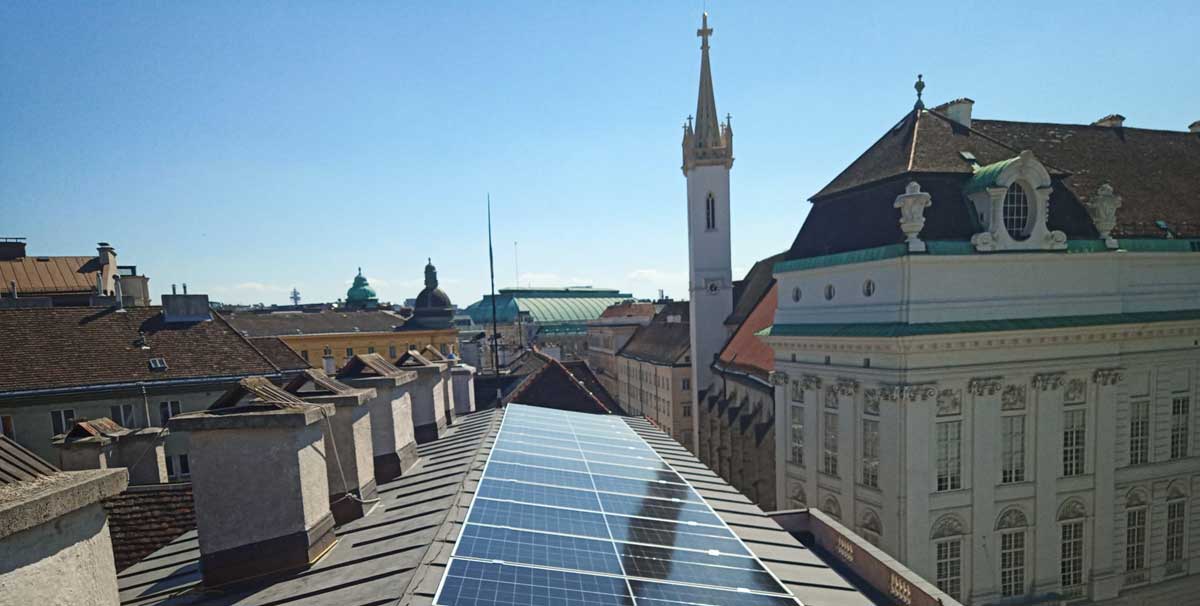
[863, 279, 876, 297]
[1002, 183, 1032, 240]
[824, 284, 835, 300]
[792, 286, 801, 302]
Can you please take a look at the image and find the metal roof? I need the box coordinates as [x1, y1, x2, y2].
[0, 255, 100, 295]
[0, 435, 58, 485]
[465, 290, 633, 326]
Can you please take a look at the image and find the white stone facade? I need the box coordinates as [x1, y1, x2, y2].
[768, 249, 1200, 604]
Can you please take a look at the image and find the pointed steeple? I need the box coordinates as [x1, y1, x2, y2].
[682, 12, 733, 174]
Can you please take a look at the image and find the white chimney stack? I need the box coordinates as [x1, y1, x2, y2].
[940, 98, 974, 128]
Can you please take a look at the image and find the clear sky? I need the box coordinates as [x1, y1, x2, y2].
[2, 1, 1196, 306]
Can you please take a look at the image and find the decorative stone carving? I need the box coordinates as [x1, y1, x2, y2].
[1085, 183, 1122, 249]
[1001, 385, 1027, 410]
[769, 371, 789, 386]
[864, 390, 880, 416]
[878, 385, 903, 402]
[1057, 499, 1087, 521]
[835, 378, 859, 396]
[894, 181, 932, 252]
[968, 377, 1003, 396]
[789, 482, 806, 508]
[1126, 488, 1148, 508]
[1093, 368, 1124, 386]
[967, 150, 1067, 252]
[931, 514, 966, 539]
[879, 383, 936, 403]
[824, 386, 839, 410]
[995, 506, 1029, 530]
[1064, 378, 1087, 404]
[860, 510, 882, 534]
[936, 389, 962, 417]
[1032, 372, 1065, 391]
[800, 374, 823, 390]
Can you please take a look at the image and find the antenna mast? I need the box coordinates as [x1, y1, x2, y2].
[488, 194, 500, 373]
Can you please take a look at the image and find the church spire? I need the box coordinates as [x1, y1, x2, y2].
[682, 12, 733, 174]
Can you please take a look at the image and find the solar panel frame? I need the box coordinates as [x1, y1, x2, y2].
[433, 404, 800, 606]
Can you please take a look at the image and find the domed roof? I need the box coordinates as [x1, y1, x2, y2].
[414, 258, 452, 309]
[346, 267, 377, 302]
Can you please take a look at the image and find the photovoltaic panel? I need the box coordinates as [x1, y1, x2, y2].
[434, 404, 798, 606]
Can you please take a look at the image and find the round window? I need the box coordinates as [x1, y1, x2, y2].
[824, 284, 835, 300]
[1002, 183, 1031, 240]
[863, 279, 875, 297]
[792, 286, 801, 302]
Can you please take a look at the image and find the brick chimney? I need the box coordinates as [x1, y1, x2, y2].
[169, 397, 335, 587]
[1093, 114, 1125, 128]
[287, 370, 380, 524]
[336, 354, 419, 483]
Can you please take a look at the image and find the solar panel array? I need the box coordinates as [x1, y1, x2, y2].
[433, 403, 799, 606]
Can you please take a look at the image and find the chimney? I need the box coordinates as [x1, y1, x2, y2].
[288, 371, 380, 524]
[394, 353, 452, 444]
[940, 98, 974, 128]
[1093, 114, 1125, 128]
[1190, 120, 1200, 134]
[113, 277, 124, 310]
[322, 354, 336, 374]
[168, 398, 336, 587]
[0, 237, 26, 261]
[337, 355, 419, 483]
[161, 292, 211, 323]
[9, 280, 16, 299]
[450, 363, 477, 416]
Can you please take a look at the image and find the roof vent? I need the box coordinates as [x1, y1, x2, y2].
[148, 357, 169, 371]
[1092, 114, 1125, 128]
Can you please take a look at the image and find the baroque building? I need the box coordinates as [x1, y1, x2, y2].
[765, 93, 1200, 604]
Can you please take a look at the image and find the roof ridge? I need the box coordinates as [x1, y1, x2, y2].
[974, 117, 1198, 135]
[214, 311, 286, 374]
[812, 108, 920, 201]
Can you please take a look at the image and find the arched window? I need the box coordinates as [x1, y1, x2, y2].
[822, 496, 841, 520]
[859, 510, 882, 546]
[705, 193, 717, 231]
[931, 514, 967, 600]
[996, 506, 1030, 598]
[1002, 183, 1032, 240]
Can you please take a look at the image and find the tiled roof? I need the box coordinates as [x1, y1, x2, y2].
[247, 337, 310, 371]
[0, 255, 101, 295]
[560, 360, 624, 414]
[501, 352, 617, 414]
[717, 283, 777, 379]
[598, 301, 657, 319]
[116, 407, 879, 606]
[617, 302, 691, 366]
[796, 107, 1200, 260]
[0, 307, 283, 396]
[103, 483, 195, 572]
[728, 252, 786, 327]
[220, 309, 406, 338]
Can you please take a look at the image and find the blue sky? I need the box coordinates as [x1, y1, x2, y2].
[2, 1, 1196, 306]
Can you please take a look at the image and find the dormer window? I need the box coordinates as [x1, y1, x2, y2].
[1002, 183, 1031, 240]
[705, 193, 717, 231]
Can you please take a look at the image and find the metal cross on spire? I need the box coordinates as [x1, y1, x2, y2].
[697, 12, 712, 50]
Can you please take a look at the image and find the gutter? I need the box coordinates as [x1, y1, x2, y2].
[711, 361, 772, 389]
[0, 373, 285, 400]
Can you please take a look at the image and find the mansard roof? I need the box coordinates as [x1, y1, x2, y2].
[795, 105, 1200, 260]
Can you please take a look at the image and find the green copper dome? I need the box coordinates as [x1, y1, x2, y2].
[346, 267, 378, 302]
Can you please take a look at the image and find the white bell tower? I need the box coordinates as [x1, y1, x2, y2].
[682, 12, 733, 453]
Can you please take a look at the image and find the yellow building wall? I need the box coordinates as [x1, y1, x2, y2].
[279, 329, 459, 370]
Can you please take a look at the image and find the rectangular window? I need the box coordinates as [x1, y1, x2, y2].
[388, 345, 397, 359]
[110, 404, 135, 427]
[1171, 396, 1190, 459]
[935, 539, 962, 600]
[1, 415, 14, 440]
[936, 421, 962, 491]
[822, 411, 838, 477]
[1166, 500, 1186, 563]
[1001, 415, 1026, 483]
[682, 405, 691, 418]
[1126, 508, 1147, 571]
[790, 380, 803, 402]
[862, 418, 879, 488]
[367, 346, 375, 354]
[1129, 400, 1150, 465]
[159, 401, 182, 425]
[1000, 531, 1025, 597]
[1063, 410, 1086, 476]
[50, 409, 75, 436]
[790, 404, 804, 466]
[165, 454, 191, 481]
[1061, 521, 1084, 589]
[682, 378, 690, 391]
[300, 350, 309, 361]
[346, 347, 354, 358]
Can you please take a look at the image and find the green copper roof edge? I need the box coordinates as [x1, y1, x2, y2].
[758, 309, 1200, 339]
[773, 239, 1200, 275]
[964, 156, 1020, 194]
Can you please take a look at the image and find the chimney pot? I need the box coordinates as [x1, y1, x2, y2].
[9, 280, 16, 299]
[1093, 114, 1125, 128]
[182, 283, 188, 295]
[172, 284, 177, 295]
